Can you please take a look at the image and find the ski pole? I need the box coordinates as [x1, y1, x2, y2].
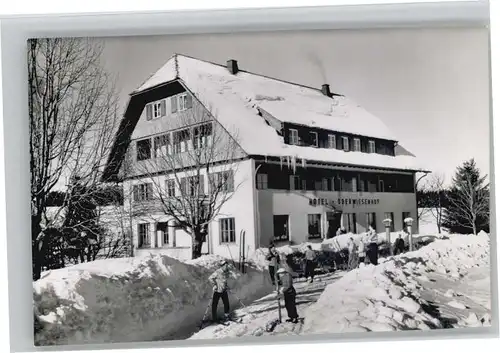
[198, 297, 213, 329]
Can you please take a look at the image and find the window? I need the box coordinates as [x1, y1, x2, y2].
[256, 173, 268, 190]
[220, 218, 236, 243]
[173, 129, 190, 153]
[181, 175, 205, 196]
[290, 175, 305, 191]
[308, 214, 322, 239]
[368, 140, 376, 153]
[322, 178, 330, 191]
[192, 123, 213, 149]
[273, 215, 289, 241]
[133, 183, 153, 202]
[384, 212, 395, 232]
[342, 136, 349, 151]
[136, 139, 151, 161]
[366, 213, 376, 231]
[378, 179, 385, 192]
[171, 93, 193, 113]
[153, 102, 162, 118]
[314, 180, 322, 191]
[352, 176, 358, 192]
[163, 230, 169, 245]
[154, 134, 171, 157]
[310, 132, 318, 147]
[328, 134, 336, 149]
[289, 129, 299, 145]
[138, 223, 150, 248]
[333, 176, 341, 191]
[345, 213, 357, 233]
[353, 138, 361, 152]
[166, 179, 176, 197]
[146, 100, 166, 120]
[210, 171, 234, 193]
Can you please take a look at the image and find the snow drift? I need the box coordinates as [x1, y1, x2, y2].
[33, 254, 272, 346]
[302, 233, 491, 334]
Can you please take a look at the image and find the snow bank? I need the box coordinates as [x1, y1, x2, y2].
[34, 254, 272, 346]
[302, 234, 490, 334]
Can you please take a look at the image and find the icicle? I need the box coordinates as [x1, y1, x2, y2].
[265, 155, 268, 163]
[291, 155, 297, 174]
[279, 156, 283, 169]
[301, 158, 306, 168]
[287, 156, 290, 169]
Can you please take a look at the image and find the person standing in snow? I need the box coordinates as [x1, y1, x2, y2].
[357, 238, 366, 267]
[366, 225, 379, 265]
[304, 245, 317, 283]
[336, 226, 347, 237]
[266, 243, 280, 286]
[209, 260, 231, 322]
[276, 267, 299, 323]
[393, 233, 406, 255]
[347, 237, 359, 270]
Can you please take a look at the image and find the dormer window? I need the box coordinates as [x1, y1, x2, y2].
[353, 138, 361, 152]
[368, 140, 376, 153]
[328, 134, 336, 149]
[289, 129, 299, 145]
[310, 132, 318, 147]
[342, 136, 349, 151]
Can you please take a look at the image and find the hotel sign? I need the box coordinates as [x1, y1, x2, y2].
[309, 197, 380, 207]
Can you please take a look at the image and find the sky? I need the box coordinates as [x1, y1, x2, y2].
[98, 26, 490, 187]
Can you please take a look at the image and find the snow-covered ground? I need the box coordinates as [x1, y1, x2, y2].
[190, 233, 491, 339]
[418, 207, 449, 236]
[33, 254, 273, 346]
[33, 231, 491, 345]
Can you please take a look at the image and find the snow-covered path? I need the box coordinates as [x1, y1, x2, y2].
[190, 271, 346, 339]
[191, 234, 492, 339]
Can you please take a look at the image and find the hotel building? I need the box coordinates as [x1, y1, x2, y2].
[103, 54, 428, 260]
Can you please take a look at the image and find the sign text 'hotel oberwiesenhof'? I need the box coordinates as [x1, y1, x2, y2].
[308, 197, 380, 207]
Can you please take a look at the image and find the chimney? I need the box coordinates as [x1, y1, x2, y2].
[227, 59, 239, 74]
[321, 84, 332, 97]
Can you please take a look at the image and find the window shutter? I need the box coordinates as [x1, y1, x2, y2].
[171, 96, 178, 113]
[160, 100, 166, 116]
[146, 104, 152, 121]
[133, 185, 138, 202]
[180, 178, 186, 195]
[289, 175, 295, 190]
[147, 183, 153, 200]
[228, 171, 234, 192]
[199, 175, 205, 195]
[186, 94, 193, 109]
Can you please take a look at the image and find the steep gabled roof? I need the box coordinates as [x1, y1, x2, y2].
[103, 54, 428, 181]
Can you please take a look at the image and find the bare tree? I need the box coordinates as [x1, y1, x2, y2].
[130, 101, 244, 259]
[28, 38, 120, 279]
[424, 173, 446, 234]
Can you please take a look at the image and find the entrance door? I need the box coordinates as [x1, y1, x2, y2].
[326, 212, 342, 238]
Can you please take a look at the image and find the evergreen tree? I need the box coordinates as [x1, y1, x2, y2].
[62, 176, 102, 263]
[443, 159, 489, 234]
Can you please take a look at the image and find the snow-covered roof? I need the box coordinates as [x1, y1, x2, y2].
[106, 55, 428, 177]
[135, 55, 397, 141]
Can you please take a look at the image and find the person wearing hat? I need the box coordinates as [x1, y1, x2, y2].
[209, 260, 231, 322]
[276, 266, 299, 323]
